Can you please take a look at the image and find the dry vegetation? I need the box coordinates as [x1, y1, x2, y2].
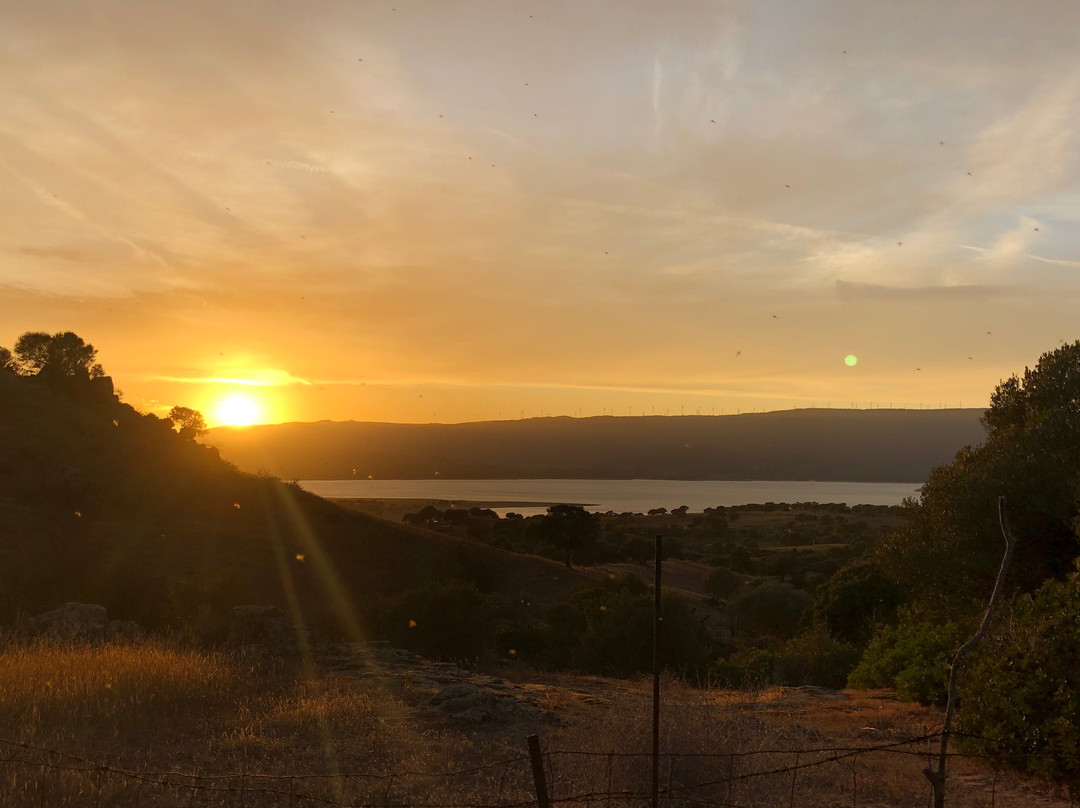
[0, 640, 1072, 808]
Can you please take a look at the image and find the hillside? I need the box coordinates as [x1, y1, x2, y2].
[208, 408, 987, 482]
[0, 371, 593, 635]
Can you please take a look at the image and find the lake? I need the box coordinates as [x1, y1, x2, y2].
[298, 479, 920, 517]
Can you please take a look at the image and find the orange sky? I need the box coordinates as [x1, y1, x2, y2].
[2, 1, 1078, 426]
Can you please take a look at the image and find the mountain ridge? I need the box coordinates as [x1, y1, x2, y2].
[208, 408, 988, 483]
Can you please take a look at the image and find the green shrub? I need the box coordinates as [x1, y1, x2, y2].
[538, 575, 714, 678]
[960, 573, 1080, 786]
[704, 566, 747, 602]
[848, 618, 966, 704]
[811, 560, 903, 645]
[729, 580, 811, 639]
[776, 625, 860, 689]
[713, 645, 778, 688]
[377, 578, 496, 660]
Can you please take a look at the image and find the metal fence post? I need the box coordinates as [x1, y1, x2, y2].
[653, 534, 662, 808]
[527, 735, 551, 808]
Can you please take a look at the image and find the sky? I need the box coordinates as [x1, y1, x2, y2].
[2, 0, 1078, 426]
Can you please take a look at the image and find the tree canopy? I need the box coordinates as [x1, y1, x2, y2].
[876, 340, 1080, 617]
[12, 331, 105, 381]
[532, 504, 599, 568]
[168, 406, 208, 439]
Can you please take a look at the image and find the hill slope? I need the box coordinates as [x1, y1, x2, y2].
[209, 409, 987, 482]
[0, 372, 591, 635]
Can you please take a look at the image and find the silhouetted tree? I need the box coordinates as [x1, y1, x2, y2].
[0, 346, 15, 373]
[168, 406, 208, 439]
[14, 331, 104, 380]
[535, 504, 598, 568]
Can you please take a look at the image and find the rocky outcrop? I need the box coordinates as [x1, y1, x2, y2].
[16, 602, 143, 642]
[322, 644, 556, 726]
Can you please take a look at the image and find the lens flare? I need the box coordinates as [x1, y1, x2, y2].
[844, 354, 858, 367]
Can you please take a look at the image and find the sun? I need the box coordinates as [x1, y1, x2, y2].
[216, 394, 261, 426]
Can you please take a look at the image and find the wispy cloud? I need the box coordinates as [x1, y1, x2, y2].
[149, 370, 312, 387]
[835, 280, 1024, 302]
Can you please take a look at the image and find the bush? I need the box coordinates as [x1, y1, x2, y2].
[811, 561, 903, 645]
[848, 618, 966, 705]
[538, 575, 715, 678]
[704, 566, 747, 602]
[960, 572, 1080, 786]
[377, 578, 496, 660]
[776, 625, 860, 689]
[729, 581, 811, 639]
[713, 645, 779, 688]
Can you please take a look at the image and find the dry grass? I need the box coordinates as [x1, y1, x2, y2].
[0, 642, 1073, 807]
[0, 640, 503, 807]
[0, 640, 238, 754]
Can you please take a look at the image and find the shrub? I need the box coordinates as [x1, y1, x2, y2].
[729, 580, 811, 639]
[811, 560, 903, 645]
[713, 645, 779, 688]
[775, 625, 860, 689]
[848, 618, 966, 705]
[377, 578, 496, 660]
[540, 575, 714, 678]
[960, 572, 1080, 786]
[704, 566, 747, 602]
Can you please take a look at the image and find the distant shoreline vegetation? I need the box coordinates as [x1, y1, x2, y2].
[299, 479, 921, 516]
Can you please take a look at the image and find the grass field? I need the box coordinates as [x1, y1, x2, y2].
[0, 639, 1071, 808]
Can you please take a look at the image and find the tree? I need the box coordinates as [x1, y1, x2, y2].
[13, 331, 104, 380]
[168, 406, 208, 439]
[533, 504, 598, 568]
[811, 560, 903, 645]
[876, 340, 1080, 618]
[0, 346, 15, 373]
[729, 580, 812, 639]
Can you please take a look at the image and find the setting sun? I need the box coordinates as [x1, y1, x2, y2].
[216, 394, 261, 427]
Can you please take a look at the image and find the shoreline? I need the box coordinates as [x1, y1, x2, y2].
[329, 497, 591, 520]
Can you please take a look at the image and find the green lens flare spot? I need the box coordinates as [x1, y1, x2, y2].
[844, 354, 858, 367]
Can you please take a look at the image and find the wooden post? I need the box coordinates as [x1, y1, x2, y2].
[527, 734, 551, 808]
[653, 534, 662, 808]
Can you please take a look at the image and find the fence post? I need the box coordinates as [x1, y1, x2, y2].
[527, 735, 551, 808]
[653, 534, 662, 808]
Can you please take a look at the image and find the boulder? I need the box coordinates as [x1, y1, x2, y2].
[16, 602, 144, 643]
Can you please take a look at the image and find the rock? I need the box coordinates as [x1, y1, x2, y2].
[227, 605, 301, 656]
[16, 602, 144, 643]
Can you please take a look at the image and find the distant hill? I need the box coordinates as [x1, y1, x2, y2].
[208, 409, 988, 483]
[0, 371, 591, 634]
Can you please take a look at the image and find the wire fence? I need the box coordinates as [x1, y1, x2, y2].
[0, 732, 1034, 808]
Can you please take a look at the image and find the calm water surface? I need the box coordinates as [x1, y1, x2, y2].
[299, 479, 920, 516]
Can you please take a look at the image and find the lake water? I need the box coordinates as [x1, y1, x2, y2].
[299, 479, 920, 517]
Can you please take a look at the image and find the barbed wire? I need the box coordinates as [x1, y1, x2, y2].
[0, 731, 1033, 808]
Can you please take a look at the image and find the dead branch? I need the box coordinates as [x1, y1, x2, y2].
[925, 495, 1015, 808]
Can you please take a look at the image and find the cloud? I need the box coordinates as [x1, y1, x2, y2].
[149, 369, 312, 387]
[835, 280, 1024, 302]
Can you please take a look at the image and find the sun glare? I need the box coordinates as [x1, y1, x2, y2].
[216, 394, 261, 426]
